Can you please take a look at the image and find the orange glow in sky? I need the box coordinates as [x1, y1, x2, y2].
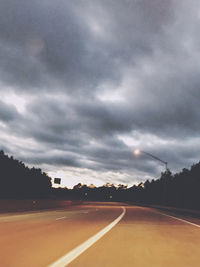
[134, 149, 141, 156]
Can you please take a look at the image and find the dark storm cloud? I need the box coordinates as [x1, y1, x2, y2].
[1, 0, 200, 184]
[0, 100, 20, 122]
[0, 0, 172, 92]
[20, 153, 82, 168]
[0, 0, 113, 91]
[2, 96, 159, 176]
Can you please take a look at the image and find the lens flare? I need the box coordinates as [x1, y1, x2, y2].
[134, 149, 141, 155]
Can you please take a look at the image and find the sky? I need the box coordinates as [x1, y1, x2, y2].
[0, 0, 200, 188]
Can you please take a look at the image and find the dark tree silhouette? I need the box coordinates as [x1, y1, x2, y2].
[0, 150, 200, 211]
[0, 150, 52, 199]
[52, 164, 200, 210]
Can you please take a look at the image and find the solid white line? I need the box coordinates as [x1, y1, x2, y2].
[49, 207, 126, 267]
[157, 211, 200, 228]
[56, 216, 66, 221]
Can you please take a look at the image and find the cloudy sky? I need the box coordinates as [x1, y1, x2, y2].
[0, 0, 200, 187]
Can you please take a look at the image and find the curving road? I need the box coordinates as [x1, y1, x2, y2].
[0, 202, 200, 267]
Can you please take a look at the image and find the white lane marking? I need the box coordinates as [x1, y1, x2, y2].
[157, 211, 200, 228]
[79, 210, 90, 214]
[49, 207, 126, 267]
[55, 209, 98, 221]
[56, 216, 66, 221]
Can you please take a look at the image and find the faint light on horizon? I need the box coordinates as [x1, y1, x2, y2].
[48, 169, 105, 189]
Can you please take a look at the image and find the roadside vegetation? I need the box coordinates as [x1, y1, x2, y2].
[0, 150, 51, 198]
[0, 150, 199, 210]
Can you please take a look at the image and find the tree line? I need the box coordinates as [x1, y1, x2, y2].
[0, 150, 199, 210]
[53, 167, 200, 210]
[0, 150, 51, 198]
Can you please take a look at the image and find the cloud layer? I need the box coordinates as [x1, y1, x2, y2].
[0, 0, 200, 187]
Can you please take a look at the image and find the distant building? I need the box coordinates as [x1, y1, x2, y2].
[54, 178, 61, 184]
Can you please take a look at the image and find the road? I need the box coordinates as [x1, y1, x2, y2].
[0, 202, 200, 267]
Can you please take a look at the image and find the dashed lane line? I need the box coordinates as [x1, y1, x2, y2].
[56, 216, 66, 221]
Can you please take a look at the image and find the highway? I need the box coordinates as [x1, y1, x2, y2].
[0, 202, 200, 267]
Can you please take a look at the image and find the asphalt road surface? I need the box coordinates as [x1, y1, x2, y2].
[0, 202, 200, 267]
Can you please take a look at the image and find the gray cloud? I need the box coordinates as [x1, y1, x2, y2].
[0, 0, 200, 186]
[21, 154, 82, 168]
[0, 100, 20, 122]
[0, 0, 173, 93]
